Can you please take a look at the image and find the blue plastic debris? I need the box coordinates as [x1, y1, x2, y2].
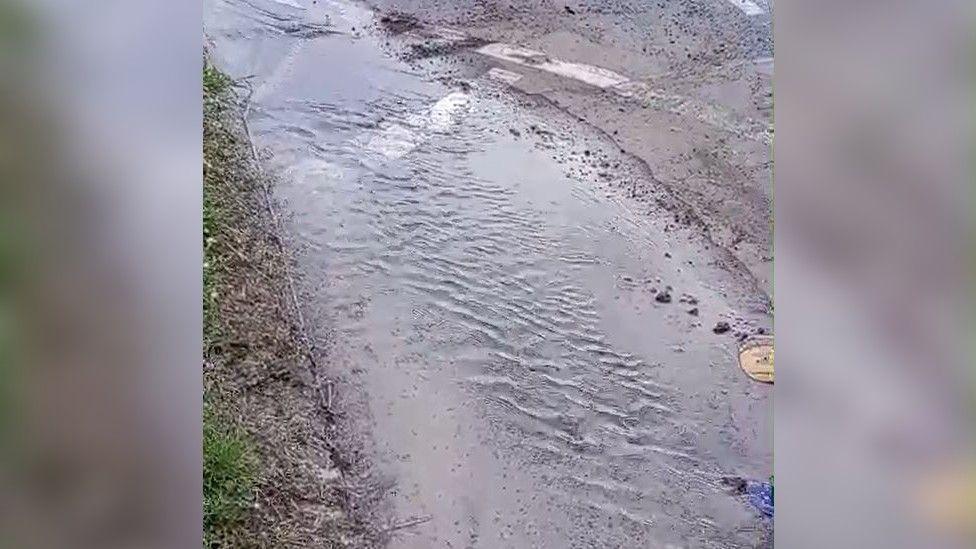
[745, 479, 774, 518]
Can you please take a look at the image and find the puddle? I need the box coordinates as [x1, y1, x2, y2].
[205, 0, 773, 546]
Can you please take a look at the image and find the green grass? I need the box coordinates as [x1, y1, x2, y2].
[203, 174, 221, 347]
[203, 62, 221, 346]
[202, 61, 258, 547]
[202, 60, 232, 347]
[203, 404, 257, 546]
[203, 63, 232, 97]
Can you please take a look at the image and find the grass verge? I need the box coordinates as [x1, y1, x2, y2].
[203, 402, 257, 545]
[203, 57, 373, 547]
[203, 56, 260, 547]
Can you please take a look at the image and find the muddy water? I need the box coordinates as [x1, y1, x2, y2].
[206, 0, 772, 546]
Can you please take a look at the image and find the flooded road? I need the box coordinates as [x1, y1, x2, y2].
[206, 0, 772, 546]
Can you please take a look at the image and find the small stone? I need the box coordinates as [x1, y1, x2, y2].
[756, 327, 766, 335]
[713, 321, 731, 334]
[687, 307, 699, 316]
[509, 128, 521, 137]
[664, 251, 671, 258]
[655, 292, 672, 303]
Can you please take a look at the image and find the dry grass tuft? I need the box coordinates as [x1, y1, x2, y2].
[203, 58, 380, 548]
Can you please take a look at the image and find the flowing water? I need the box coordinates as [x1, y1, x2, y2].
[206, 0, 772, 546]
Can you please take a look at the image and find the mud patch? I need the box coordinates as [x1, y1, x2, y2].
[282, 20, 339, 38]
[378, 11, 421, 34]
[403, 35, 487, 60]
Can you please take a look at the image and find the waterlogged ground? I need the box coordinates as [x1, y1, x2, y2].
[205, 0, 772, 546]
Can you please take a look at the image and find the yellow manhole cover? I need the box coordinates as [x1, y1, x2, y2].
[738, 336, 774, 383]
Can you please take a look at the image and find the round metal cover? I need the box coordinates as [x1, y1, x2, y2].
[738, 336, 774, 383]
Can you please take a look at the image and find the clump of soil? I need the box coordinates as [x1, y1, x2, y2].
[403, 36, 487, 61]
[378, 12, 421, 34]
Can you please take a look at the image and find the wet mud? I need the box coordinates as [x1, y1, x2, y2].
[205, 0, 773, 546]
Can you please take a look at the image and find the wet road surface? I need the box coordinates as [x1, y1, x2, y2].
[205, 0, 772, 546]
[363, 0, 775, 297]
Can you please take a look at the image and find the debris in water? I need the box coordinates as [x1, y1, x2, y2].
[738, 336, 774, 383]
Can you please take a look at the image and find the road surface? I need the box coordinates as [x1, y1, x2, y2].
[205, 0, 773, 546]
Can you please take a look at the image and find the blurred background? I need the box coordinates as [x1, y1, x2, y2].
[776, 0, 974, 547]
[0, 0, 202, 547]
[0, 0, 972, 547]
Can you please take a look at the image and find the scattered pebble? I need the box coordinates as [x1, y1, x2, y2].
[687, 307, 699, 316]
[655, 292, 672, 303]
[713, 321, 731, 334]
